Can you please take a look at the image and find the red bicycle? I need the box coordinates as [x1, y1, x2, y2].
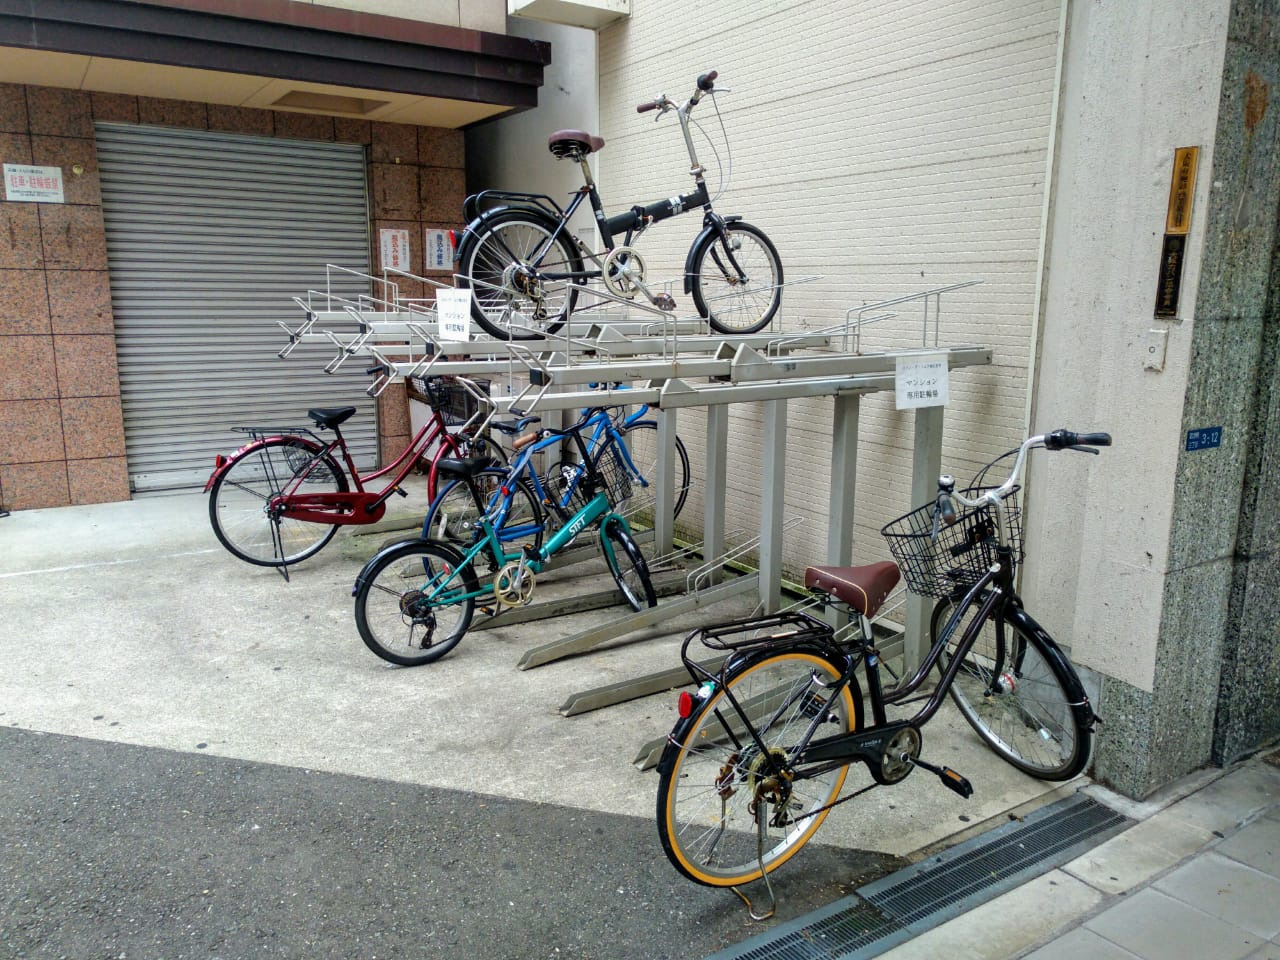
[205, 375, 501, 572]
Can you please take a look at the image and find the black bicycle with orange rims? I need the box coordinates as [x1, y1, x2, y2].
[655, 429, 1111, 916]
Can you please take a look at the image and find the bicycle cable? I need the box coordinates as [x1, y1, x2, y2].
[692, 92, 733, 203]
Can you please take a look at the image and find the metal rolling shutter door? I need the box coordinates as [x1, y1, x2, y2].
[96, 123, 375, 492]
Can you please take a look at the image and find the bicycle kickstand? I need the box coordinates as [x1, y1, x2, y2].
[731, 801, 777, 921]
[269, 517, 291, 583]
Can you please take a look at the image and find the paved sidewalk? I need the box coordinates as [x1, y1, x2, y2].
[878, 751, 1280, 960]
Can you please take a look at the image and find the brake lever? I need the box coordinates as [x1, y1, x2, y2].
[1067, 445, 1101, 456]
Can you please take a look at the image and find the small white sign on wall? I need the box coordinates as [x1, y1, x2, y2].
[379, 229, 411, 273]
[895, 352, 950, 410]
[425, 229, 454, 271]
[435, 288, 472, 342]
[3, 164, 65, 203]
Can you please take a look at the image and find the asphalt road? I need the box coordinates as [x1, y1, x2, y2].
[0, 726, 900, 960]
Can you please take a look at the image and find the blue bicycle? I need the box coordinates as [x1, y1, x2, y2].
[421, 398, 690, 548]
[352, 409, 658, 666]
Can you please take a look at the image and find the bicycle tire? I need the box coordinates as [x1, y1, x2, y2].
[656, 647, 861, 887]
[208, 436, 348, 567]
[457, 209, 583, 340]
[605, 421, 691, 520]
[353, 539, 477, 666]
[422, 468, 545, 552]
[600, 520, 657, 611]
[931, 595, 1092, 779]
[689, 221, 783, 335]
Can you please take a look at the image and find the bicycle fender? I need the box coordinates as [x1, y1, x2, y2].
[682, 215, 744, 295]
[202, 435, 322, 493]
[455, 204, 559, 262]
[351, 538, 467, 596]
[1001, 606, 1096, 723]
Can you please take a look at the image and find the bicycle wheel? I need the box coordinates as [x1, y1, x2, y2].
[422, 468, 544, 552]
[932, 596, 1091, 779]
[600, 521, 657, 611]
[689, 221, 783, 335]
[606, 421, 691, 520]
[353, 539, 477, 666]
[656, 649, 860, 887]
[208, 437, 348, 567]
[457, 209, 583, 340]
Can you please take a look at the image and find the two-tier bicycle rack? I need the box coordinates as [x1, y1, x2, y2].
[282, 265, 991, 732]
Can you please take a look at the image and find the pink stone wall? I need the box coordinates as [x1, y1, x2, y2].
[0, 82, 464, 510]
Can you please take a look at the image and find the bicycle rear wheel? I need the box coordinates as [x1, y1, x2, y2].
[932, 596, 1091, 779]
[208, 437, 347, 567]
[607, 422, 691, 520]
[353, 539, 477, 666]
[422, 469, 544, 552]
[689, 221, 783, 335]
[600, 521, 657, 611]
[656, 648, 859, 887]
[457, 209, 582, 340]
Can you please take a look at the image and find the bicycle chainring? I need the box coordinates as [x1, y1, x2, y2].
[601, 246, 647, 299]
[493, 561, 536, 607]
[879, 726, 922, 784]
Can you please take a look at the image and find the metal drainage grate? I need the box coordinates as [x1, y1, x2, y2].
[704, 792, 1132, 960]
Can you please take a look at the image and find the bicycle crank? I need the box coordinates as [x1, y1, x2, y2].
[493, 561, 536, 607]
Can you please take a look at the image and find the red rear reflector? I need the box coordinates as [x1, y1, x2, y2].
[677, 691, 695, 718]
[215, 454, 226, 469]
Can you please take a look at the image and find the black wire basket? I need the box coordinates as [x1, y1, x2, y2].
[408, 376, 490, 427]
[556, 446, 634, 512]
[880, 485, 1023, 599]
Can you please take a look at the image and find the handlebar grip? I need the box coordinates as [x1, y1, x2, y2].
[697, 70, 718, 91]
[366, 364, 389, 376]
[636, 100, 659, 113]
[1045, 429, 1113, 450]
[937, 493, 958, 526]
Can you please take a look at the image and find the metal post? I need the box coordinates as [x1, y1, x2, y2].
[759, 399, 787, 613]
[827, 393, 860, 566]
[906, 405, 944, 667]
[655, 407, 677, 556]
[703, 404, 729, 585]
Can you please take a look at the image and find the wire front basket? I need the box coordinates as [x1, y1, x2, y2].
[408, 375, 490, 427]
[554, 446, 635, 513]
[880, 485, 1023, 599]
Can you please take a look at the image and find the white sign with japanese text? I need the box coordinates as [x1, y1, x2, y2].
[895, 352, 950, 410]
[435, 288, 472, 342]
[425, 230, 454, 271]
[3, 164, 65, 203]
[379, 229, 411, 273]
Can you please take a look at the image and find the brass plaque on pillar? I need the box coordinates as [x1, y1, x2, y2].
[1155, 146, 1199, 318]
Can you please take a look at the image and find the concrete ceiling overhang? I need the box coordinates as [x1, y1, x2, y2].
[0, 0, 552, 128]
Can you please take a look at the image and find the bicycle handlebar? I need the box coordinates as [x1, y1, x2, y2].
[636, 69, 719, 114]
[944, 428, 1113, 513]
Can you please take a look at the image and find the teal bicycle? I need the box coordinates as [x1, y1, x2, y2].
[352, 409, 658, 666]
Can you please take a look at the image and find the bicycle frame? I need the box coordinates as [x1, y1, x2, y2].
[205, 406, 462, 526]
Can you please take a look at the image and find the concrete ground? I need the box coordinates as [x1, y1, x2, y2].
[0, 487, 1082, 958]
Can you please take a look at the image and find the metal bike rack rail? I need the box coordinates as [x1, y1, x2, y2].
[284, 267, 991, 714]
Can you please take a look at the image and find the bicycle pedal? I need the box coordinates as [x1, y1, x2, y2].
[394, 486, 408, 498]
[909, 755, 973, 799]
[652, 293, 676, 311]
[936, 766, 973, 799]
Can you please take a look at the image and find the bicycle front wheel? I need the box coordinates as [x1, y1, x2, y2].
[353, 539, 477, 666]
[932, 596, 1092, 779]
[208, 437, 347, 567]
[689, 221, 783, 335]
[600, 521, 657, 611]
[656, 649, 859, 887]
[607, 422, 691, 520]
[422, 469, 544, 552]
[458, 210, 583, 340]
